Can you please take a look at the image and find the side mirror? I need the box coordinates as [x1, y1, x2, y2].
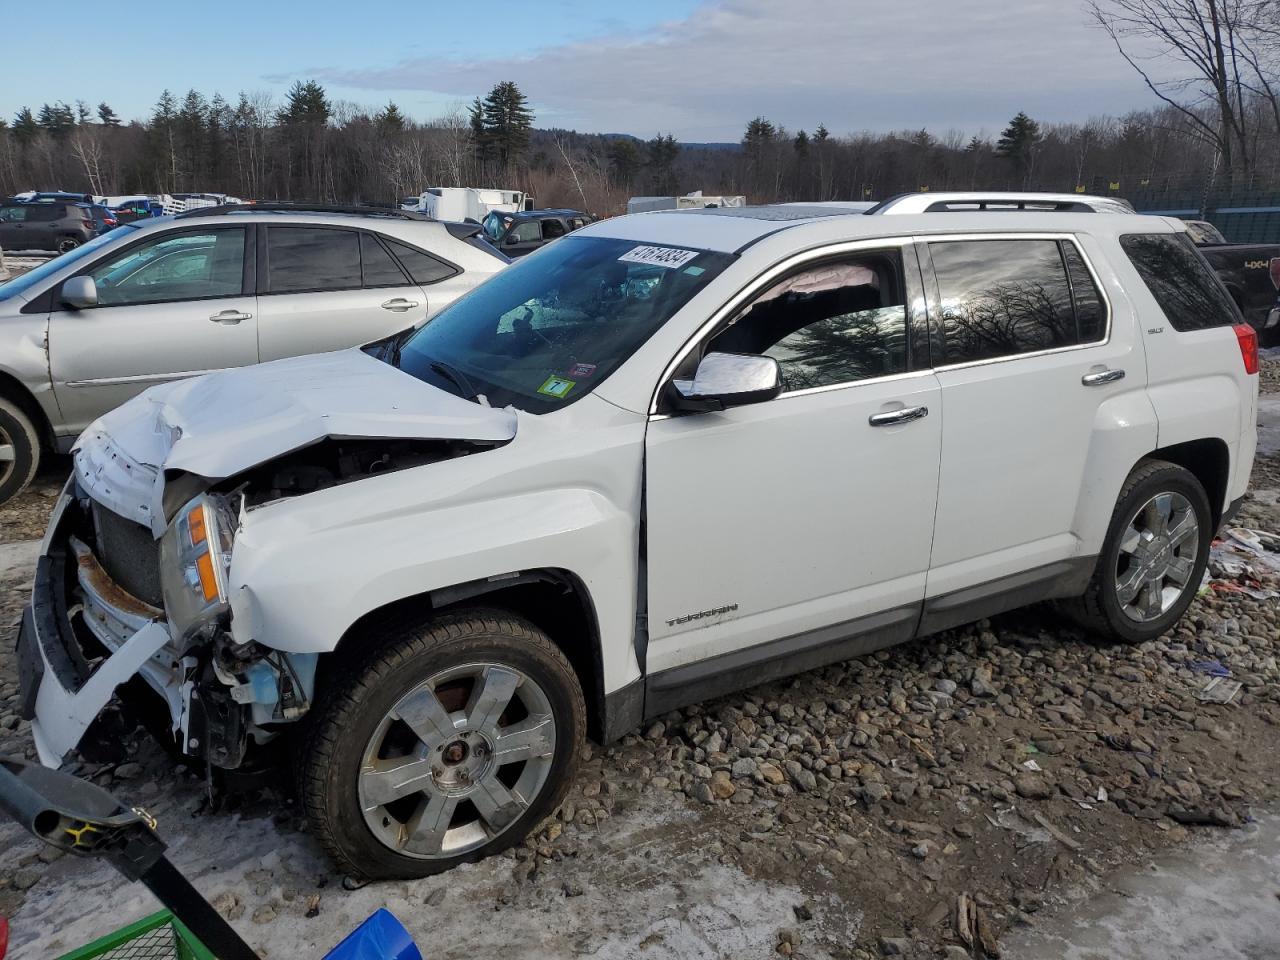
[61, 276, 98, 309]
[671, 352, 782, 412]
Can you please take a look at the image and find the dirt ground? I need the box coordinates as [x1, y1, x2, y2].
[0, 359, 1278, 958]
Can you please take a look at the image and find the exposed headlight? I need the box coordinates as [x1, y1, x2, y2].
[160, 494, 237, 638]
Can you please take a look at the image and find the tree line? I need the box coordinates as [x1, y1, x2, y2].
[3, 0, 1280, 215]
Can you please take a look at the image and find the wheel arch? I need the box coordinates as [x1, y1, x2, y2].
[324, 568, 611, 742]
[0, 369, 56, 449]
[1141, 437, 1230, 528]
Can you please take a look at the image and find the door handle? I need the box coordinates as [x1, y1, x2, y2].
[1081, 368, 1125, 386]
[381, 298, 421, 312]
[868, 405, 929, 427]
[209, 309, 252, 324]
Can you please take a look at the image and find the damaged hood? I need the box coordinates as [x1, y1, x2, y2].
[73, 349, 517, 534]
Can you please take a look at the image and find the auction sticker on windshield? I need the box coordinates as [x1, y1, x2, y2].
[537, 375, 576, 399]
[618, 245, 700, 269]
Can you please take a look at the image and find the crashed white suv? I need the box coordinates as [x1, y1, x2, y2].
[20, 205, 1259, 879]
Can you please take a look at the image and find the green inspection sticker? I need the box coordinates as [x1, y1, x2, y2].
[537, 375, 577, 399]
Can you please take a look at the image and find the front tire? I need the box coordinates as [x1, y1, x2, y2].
[1067, 459, 1212, 644]
[301, 610, 585, 880]
[0, 397, 41, 505]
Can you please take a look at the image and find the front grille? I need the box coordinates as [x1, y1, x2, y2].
[91, 501, 164, 607]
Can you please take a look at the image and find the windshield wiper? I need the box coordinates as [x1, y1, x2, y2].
[428, 360, 480, 402]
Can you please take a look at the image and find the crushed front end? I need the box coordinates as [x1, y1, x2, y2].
[17, 474, 316, 772]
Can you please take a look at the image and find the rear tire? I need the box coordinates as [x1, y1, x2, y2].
[300, 609, 585, 880]
[1065, 459, 1212, 644]
[56, 236, 81, 254]
[0, 396, 41, 505]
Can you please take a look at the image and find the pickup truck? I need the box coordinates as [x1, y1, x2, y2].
[1184, 219, 1280, 346]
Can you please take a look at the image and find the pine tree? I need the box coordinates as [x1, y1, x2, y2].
[607, 137, 641, 186]
[479, 81, 534, 168]
[793, 129, 810, 158]
[814, 123, 829, 143]
[996, 111, 1041, 184]
[150, 90, 180, 190]
[375, 102, 407, 131]
[280, 80, 331, 126]
[75, 101, 92, 125]
[97, 102, 121, 126]
[12, 107, 38, 146]
[37, 102, 75, 138]
[646, 133, 680, 193]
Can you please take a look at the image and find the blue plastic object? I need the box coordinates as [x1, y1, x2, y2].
[323, 908, 422, 960]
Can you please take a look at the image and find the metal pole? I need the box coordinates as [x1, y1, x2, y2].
[135, 858, 259, 960]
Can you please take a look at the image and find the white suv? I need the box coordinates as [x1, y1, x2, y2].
[20, 204, 1259, 879]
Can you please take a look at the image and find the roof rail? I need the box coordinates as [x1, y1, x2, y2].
[866, 192, 1135, 216]
[174, 202, 434, 221]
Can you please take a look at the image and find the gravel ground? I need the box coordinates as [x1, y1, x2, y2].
[0, 358, 1278, 958]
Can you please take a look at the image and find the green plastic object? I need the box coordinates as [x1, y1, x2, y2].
[57, 910, 217, 960]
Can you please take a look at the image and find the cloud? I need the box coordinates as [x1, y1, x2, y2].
[312, 0, 1166, 140]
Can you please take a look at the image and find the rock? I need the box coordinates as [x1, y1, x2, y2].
[758, 762, 786, 785]
[793, 901, 814, 922]
[36, 846, 65, 864]
[113, 762, 143, 779]
[13, 869, 40, 891]
[863, 782, 889, 805]
[935, 678, 958, 695]
[251, 903, 277, 924]
[878, 936, 911, 955]
[425, 887, 446, 907]
[792, 768, 818, 793]
[1015, 773, 1053, 800]
[213, 891, 243, 921]
[645, 721, 666, 740]
[911, 842, 931, 859]
[563, 880, 585, 897]
[732, 758, 757, 778]
[1115, 665, 1145, 683]
[690, 781, 715, 804]
[711, 774, 737, 800]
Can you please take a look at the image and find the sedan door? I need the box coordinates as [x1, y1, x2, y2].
[643, 242, 942, 687]
[255, 226, 440, 361]
[48, 225, 258, 433]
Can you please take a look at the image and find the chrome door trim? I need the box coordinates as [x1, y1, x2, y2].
[64, 368, 221, 388]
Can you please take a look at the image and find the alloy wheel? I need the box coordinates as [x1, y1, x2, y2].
[1113, 491, 1200, 623]
[0, 422, 14, 487]
[358, 661, 557, 859]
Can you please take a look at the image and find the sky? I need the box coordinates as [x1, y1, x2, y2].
[0, 0, 1170, 141]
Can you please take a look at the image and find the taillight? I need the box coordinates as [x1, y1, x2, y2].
[1270, 257, 1280, 290]
[1234, 322, 1259, 375]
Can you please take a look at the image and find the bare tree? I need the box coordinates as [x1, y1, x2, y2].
[1089, 0, 1257, 174]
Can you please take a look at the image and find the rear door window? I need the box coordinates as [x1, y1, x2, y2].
[384, 238, 457, 285]
[360, 233, 409, 287]
[1119, 233, 1239, 331]
[541, 218, 566, 239]
[929, 238, 1103, 365]
[266, 226, 361, 293]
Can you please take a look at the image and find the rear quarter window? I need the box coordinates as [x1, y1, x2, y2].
[1120, 233, 1240, 331]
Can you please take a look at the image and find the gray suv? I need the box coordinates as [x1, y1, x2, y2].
[0, 204, 508, 503]
[0, 200, 99, 254]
